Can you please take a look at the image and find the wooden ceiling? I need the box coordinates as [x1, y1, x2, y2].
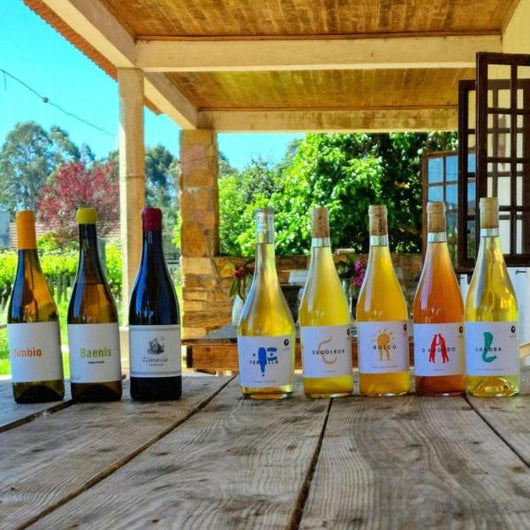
[100, 0, 515, 37]
[169, 68, 475, 110]
[26, 0, 523, 130]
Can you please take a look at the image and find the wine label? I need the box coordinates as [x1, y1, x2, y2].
[238, 334, 293, 388]
[465, 322, 520, 376]
[129, 325, 181, 378]
[68, 323, 121, 383]
[301, 325, 352, 378]
[357, 320, 409, 374]
[413, 322, 465, 376]
[7, 322, 63, 383]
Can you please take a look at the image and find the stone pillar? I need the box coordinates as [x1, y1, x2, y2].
[118, 68, 145, 307]
[179, 130, 222, 339]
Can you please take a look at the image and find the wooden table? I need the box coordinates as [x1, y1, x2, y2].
[2, 371, 530, 529]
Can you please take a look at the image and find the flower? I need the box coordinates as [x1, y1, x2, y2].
[229, 260, 254, 301]
[350, 259, 367, 289]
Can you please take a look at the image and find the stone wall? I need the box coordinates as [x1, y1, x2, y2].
[181, 253, 423, 339]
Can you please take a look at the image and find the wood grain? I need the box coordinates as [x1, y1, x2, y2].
[466, 367, 530, 466]
[300, 392, 530, 529]
[168, 68, 473, 111]
[0, 376, 231, 529]
[29, 378, 330, 530]
[98, 0, 516, 37]
[0, 381, 72, 434]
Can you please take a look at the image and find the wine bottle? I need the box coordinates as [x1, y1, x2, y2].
[67, 208, 122, 402]
[237, 208, 295, 399]
[413, 202, 465, 395]
[465, 197, 519, 397]
[7, 211, 64, 403]
[129, 208, 181, 401]
[356, 205, 410, 396]
[299, 207, 353, 398]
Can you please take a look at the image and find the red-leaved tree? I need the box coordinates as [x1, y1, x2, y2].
[37, 160, 119, 243]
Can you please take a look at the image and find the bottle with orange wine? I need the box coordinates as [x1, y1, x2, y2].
[465, 197, 519, 397]
[356, 205, 410, 396]
[413, 202, 465, 395]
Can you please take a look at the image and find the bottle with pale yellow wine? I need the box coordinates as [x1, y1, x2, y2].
[237, 208, 295, 399]
[299, 207, 353, 398]
[68, 208, 122, 402]
[465, 197, 519, 397]
[413, 202, 465, 395]
[356, 205, 410, 396]
[7, 211, 64, 403]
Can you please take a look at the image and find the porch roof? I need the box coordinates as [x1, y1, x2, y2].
[23, 0, 522, 132]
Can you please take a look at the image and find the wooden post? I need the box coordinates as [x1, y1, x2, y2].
[118, 68, 145, 307]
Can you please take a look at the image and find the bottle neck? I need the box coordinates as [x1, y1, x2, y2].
[311, 236, 331, 248]
[476, 229, 504, 263]
[427, 231, 447, 243]
[369, 234, 389, 247]
[480, 227, 499, 238]
[255, 241, 278, 283]
[139, 230, 167, 273]
[77, 224, 105, 283]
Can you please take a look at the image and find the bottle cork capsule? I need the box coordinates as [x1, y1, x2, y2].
[368, 204, 388, 236]
[16, 210, 37, 250]
[480, 197, 499, 229]
[311, 207, 330, 238]
[427, 202, 446, 233]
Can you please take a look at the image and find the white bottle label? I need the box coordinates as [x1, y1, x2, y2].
[68, 323, 121, 383]
[237, 335, 293, 388]
[129, 325, 181, 378]
[301, 325, 352, 378]
[7, 322, 63, 383]
[413, 322, 465, 376]
[465, 322, 520, 376]
[358, 320, 409, 374]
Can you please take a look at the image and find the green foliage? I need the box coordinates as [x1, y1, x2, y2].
[0, 122, 80, 216]
[219, 132, 457, 256]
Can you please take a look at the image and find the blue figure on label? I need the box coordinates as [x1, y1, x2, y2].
[257, 347, 267, 375]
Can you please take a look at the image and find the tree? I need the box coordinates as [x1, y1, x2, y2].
[37, 160, 119, 243]
[218, 132, 457, 256]
[0, 122, 80, 215]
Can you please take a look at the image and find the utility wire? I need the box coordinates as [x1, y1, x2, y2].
[1, 67, 115, 137]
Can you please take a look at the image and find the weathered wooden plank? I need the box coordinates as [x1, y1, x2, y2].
[29, 378, 330, 530]
[0, 376, 231, 529]
[466, 366, 530, 466]
[0, 381, 72, 434]
[185, 338, 415, 371]
[300, 394, 530, 529]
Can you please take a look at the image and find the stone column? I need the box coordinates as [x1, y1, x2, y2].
[179, 130, 223, 339]
[118, 68, 145, 307]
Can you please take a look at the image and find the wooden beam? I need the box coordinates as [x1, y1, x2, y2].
[137, 35, 502, 72]
[197, 108, 458, 132]
[118, 68, 145, 307]
[39, 0, 197, 128]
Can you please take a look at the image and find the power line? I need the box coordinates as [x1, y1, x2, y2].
[1, 67, 115, 137]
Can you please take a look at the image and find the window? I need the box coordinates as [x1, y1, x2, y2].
[458, 53, 530, 268]
[423, 151, 459, 264]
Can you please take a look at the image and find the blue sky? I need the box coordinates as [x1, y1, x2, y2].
[0, 0, 303, 170]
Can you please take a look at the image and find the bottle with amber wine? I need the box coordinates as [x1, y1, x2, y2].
[356, 205, 410, 396]
[413, 202, 465, 395]
[68, 208, 122, 401]
[299, 207, 353, 398]
[237, 208, 295, 399]
[129, 208, 181, 400]
[465, 197, 519, 397]
[7, 211, 64, 403]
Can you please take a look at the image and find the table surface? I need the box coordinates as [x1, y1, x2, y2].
[2, 371, 530, 529]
